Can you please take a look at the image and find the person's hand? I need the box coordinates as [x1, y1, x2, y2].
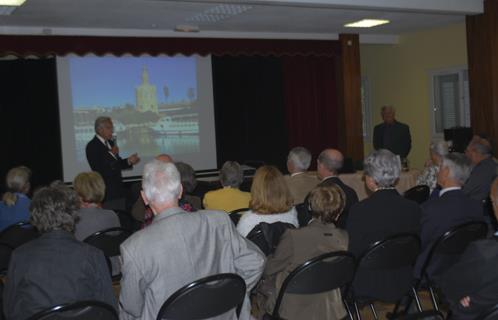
[128, 153, 140, 165]
[460, 296, 471, 308]
[111, 145, 119, 155]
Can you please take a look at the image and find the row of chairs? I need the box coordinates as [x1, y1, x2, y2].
[6, 220, 491, 320]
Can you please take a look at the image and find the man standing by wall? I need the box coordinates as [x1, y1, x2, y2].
[373, 106, 412, 160]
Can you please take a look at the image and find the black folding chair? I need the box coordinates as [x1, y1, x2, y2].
[404, 185, 430, 204]
[156, 273, 246, 320]
[0, 221, 39, 249]
[83, 227, 132, 280]
[414, 221, 488, 312]
[478, 304, 498, 320]
[247, 222, 295, 256]
[267, 251, 356, 320]
[351, 233, 421, 320]
[0, 242, 13, 274]
[391, 310, 444, 320]
[26, 300, 118, 320]
[228, 208, 248, 226]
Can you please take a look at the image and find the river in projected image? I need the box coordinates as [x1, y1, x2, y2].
[75, 132, 199, 165]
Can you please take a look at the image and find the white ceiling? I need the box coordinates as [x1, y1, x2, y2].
[0, 0, 484, 43]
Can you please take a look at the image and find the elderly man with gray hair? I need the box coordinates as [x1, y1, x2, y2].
[442, 177, 498, 320]
[119, 160, 265, 320]
[203, 161, 251, 212]
[284, 147, 319, 205]
[416, 139, 449, 193]
[346, 149, 421, 301]
[463, 135, 497, 202]
[414, 153, 484, 282]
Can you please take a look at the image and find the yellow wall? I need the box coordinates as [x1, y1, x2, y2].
[360, 23, 468, 170]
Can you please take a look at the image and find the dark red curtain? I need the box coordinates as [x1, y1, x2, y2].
[283, 56, 339, 166]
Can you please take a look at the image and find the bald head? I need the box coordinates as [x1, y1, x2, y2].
[381, 105, 396, 124]
[317, 149, 344, 179]
[155, 154, 173, 163]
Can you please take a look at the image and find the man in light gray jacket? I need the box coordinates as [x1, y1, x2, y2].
[119, 160, 265, 320]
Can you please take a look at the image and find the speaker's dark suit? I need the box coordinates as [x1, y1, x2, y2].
[414, 189, 484, 281]
[86, 136, 131, 201]
[373, 121, 411, 158]
[442, 236, 498, 320]
[319, 176, 359, 229]
[346, 189, 421, 301]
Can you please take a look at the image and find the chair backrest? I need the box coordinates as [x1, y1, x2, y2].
[404, 185, 430, 204]
[26, 300, 118, 320]
[156, 273, 246, 320]
[228, 208, 248, 226]
[0, 242, 13, 274]
[357, 233, 421, 270]
[83, 227, 132, 257]
[272, 251, 356, 318]
[0, 221, 39, 249]
[478, 304, 498, 320]
[392, 310, 444, 320]
[420, 221, 488, 278]
[247, 222, 295, 256]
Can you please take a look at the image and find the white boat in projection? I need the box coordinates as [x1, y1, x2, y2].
[151, 115, 199, 135]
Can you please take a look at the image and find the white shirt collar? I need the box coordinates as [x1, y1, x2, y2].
[95, 134, 107, 145]
[290, 172, 305, 177]
[439, 186, 461, 197]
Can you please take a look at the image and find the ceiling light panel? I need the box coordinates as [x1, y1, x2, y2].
[0, 0, 25, 5]
[345, 19, 390, 28]
[187, 4, 252, 23]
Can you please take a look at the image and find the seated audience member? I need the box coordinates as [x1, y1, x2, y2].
[313, 148, 358, 228]
[73, 171, 121, 241]
[255, 184, 349, 320]
[284, 147, 319, 205]
[131, 154, 196, 227]
[0, 166, 31, 232]
[414, 153, 484, 282]
[3, 185, 116, 320]
[203, 161, 251, 212]
[346, 149, 421, 301]
[416, 140, 449, 194]
[237, 165, 298, 237]
[119, 160, 265, 320]
[175, 161, 202, 210]
[442, 177, 498, 320]
[463, 135, 497, 202]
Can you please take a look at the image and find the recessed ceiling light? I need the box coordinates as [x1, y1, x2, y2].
[0, 0, 26, 5]
[344, 19, 390, 28]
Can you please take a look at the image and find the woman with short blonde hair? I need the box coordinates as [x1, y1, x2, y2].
[237, 165, 298, 237]
[72, 171, 120, 241]
[0, 166, 32, 231]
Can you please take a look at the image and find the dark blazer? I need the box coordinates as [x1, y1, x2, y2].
[86, 136, 131, 201]
[441, 237, 498, 320]
[463, 157, 498, 202]
[414, 189, 484, 280]
[3, 230, 116, 320]
[346, 189, 421, 301]
[319, 176, 359, 228]
[373, 121, 412, 158]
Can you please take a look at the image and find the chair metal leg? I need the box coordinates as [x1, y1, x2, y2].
[354, 301, 362, 320]
[369, 303, 379, 320]
[343, 299, 354, 320]
[412, 287, 423, 312]
[428, 286, 439, 311]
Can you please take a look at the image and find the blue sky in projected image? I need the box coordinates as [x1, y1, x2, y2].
[70, 56, 197, 108]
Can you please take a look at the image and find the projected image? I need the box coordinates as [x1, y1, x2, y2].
[71, 56, 199, 163]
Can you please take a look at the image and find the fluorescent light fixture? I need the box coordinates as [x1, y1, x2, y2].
[345, 19, 390, 28]
[0, 0, 26, 5]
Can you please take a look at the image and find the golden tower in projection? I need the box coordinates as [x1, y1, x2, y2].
[135, 67, 159, 113]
